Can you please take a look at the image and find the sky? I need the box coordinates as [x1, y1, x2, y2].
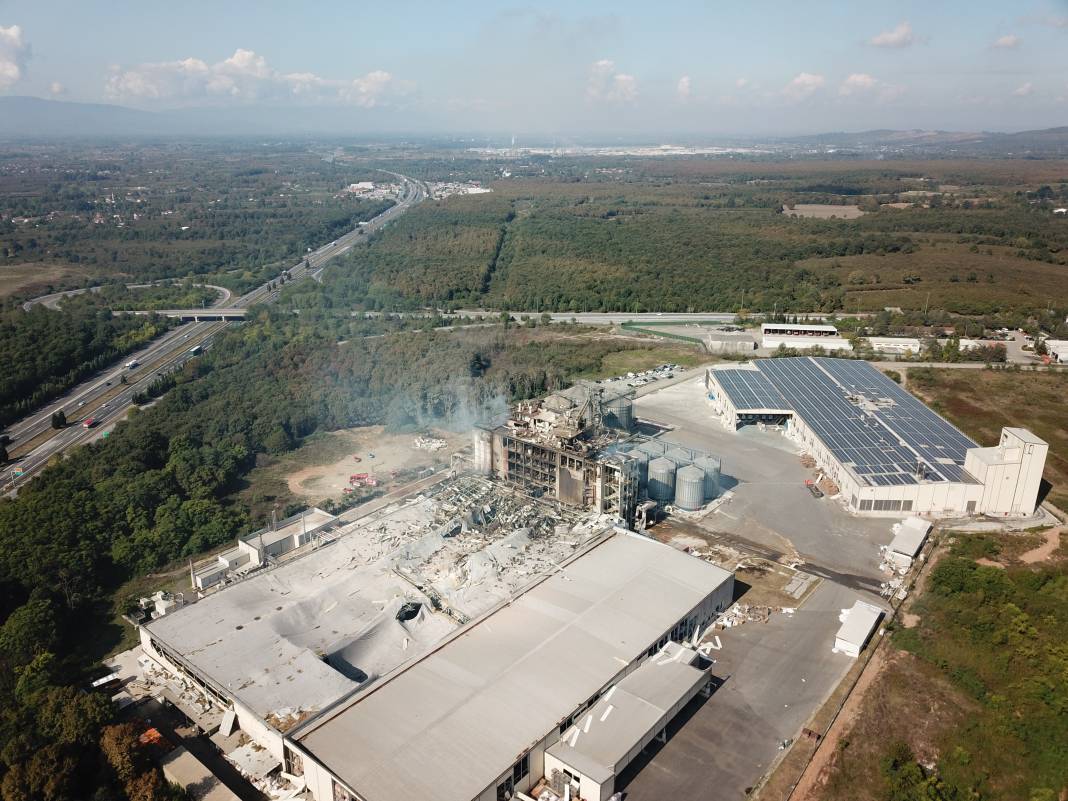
[1, 0, 1067, 136]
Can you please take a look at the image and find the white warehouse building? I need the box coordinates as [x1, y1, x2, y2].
[761, 322, 853, 352]
[706, 357, 1048, 518]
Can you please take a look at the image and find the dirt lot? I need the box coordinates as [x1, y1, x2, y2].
[0, 262, 80, 299]
[283, 425, 468, 500]
[784, 204, 866, 219]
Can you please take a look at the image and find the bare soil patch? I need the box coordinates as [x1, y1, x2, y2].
[284, 425, 468, 501]
[784, 204, 866, 220]
[0, 262, 80, 299]
[1019, 526, 1063, 564]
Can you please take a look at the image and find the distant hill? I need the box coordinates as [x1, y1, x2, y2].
[785, 126, 1068, 156]
[0, 96, 166, 137]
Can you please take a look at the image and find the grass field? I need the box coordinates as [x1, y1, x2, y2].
[0, 262, 80, 298]
[907, 367, 1068, 509]
[798, 242, 1068, 314]
[589, 343, 705, 376]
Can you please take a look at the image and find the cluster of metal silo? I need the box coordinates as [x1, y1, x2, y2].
[647, 457, 676, 501]
[664, 446, 693, 467]
[674, 464, 706, 511]
[636, 440, 666, 459]
[693, 455, 722, 501]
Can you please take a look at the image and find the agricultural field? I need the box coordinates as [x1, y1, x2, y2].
[907, 367, 1068, 509]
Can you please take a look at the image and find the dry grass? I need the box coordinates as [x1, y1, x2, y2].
[908, 368, 1068, 509]
[797, 243, 1068, 313]
[0, 262, 81, 298]
[785, 204, 866, 219]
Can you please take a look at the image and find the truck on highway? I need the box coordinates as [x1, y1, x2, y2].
[82, 418, 97, 429]
[188, 345, 202, 355]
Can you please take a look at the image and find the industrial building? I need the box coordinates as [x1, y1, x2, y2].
[885, 516, 932, 570]
[1044, 339, 1068, 363]
[191, 507, 338, 590]
[140, 478, 620, 766]
[475, 381, 724, 525]
[761, 322, 853, 352]
[706, 357, 1048, 518]
[833, 601, 883, 658]
[867, 336, 922, 356]
[287, 532, 734, 801]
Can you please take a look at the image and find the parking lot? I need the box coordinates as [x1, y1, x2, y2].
[619, 580, 873, 801]
[634, 376, 898, 596]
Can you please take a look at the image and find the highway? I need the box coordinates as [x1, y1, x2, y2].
[3, 173, 427, 495]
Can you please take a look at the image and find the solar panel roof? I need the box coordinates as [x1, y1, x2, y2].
[712, 358, 978, 488]
[711, 368, 790, 411]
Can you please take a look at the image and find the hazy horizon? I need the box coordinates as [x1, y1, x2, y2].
[2, 1, 1068, 136]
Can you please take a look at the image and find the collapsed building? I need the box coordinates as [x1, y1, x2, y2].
[473, 382, 723, 527]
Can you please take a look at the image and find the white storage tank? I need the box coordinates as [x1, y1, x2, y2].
[674, 465, 705, 511]
[647, 457, 676, 502]
[694, 455, 722, 500]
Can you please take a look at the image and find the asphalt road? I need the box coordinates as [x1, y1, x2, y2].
[3, 173, 427, 495]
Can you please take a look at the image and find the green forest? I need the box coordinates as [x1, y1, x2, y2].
[283, 162, 1068, 316]
[0, 306, 174, 428]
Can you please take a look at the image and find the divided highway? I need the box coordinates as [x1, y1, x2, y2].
[3, 174, 427, 495]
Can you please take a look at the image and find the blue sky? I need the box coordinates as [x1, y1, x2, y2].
[1, 1, 1067, 134]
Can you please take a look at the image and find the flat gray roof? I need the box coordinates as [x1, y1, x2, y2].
[147, 479, 607, 730]
[547, 642, 707, 784]
[836, 600, 883, 648]
[294, 533, 733, 801]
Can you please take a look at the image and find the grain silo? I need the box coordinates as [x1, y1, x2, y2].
[647, 457, 676, 502]
[674, 464, 705, 511]
[637, 440, 666, 459]
[625, 448, 650, 490]
[664, 446, 692, 467]
[603, 395, 634, 432]
[694, 455, 722, 500]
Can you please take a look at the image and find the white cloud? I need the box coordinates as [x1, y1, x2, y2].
[1012, 82, 1034, 97]
[676, 75, 691, 101]
[992, 34, 1021, 49]
[48, 81, 66, 96]
[783, 72, 824, 101]
[586, 59, 637, 104]
[736, 78, 749, 89]
[0, 24, 30, 90]
[869, 21, 915, 48]
[839, 73, 877, 96]
[105, 48, 410, 107]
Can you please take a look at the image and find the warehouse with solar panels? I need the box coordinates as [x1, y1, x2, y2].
[706, 357, 1048, 518]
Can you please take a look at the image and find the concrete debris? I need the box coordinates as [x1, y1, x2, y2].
[413, 435, 448, 452]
